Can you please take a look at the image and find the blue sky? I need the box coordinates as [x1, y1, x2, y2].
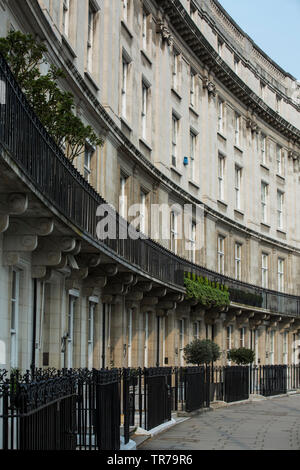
[218, 0, 300, 80]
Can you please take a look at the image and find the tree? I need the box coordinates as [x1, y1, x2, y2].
[183, 339, 221, 366]
[0, 30, 103, 161]
[227, 348, 255, 365]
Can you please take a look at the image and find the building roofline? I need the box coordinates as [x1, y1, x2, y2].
[212, 0, 297, 81]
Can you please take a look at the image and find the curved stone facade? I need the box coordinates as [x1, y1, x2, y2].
[0, 0, 299, 371]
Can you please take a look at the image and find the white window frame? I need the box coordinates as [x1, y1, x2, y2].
[193, 321, 200, 341]
[179, 319, 185, 366]
[235, 242, 242, 281]
[140, 189, 147, 234]
[240, 327, 245, 348]
[119, 174, 127, 219]
[172, 114, 179, 167]
[261, 182, 268, 223]
[87, 3, 95, 74]
[88, 301, 96, 370]
[262, 253, 269, 288]
[121, 58, 129, 119]
[234, 57, 240, 74]
[277, 191, 284, 230]
[123, 0, 129, 22]
[171, 210, 178, 254]
[235, 166, 241, 210]
[84, 142, 94, 183]
[278, 258, 284, 292]
[276, 146, 284, 175]
[226, 325, 233, 363]
[218, 99, 224, 134]
[63, 0, 70, 37]
[67, 295, 77, 369]
[217, 39, 223, 57]
[218, 155, 225, 200]
[142, 10, 149, 52]
[127, 308, 133, 368]
[235, 113, 241, 147]
[141, 81, 149, 141]
[188, 221, 197, 263]
[261, 134, 266, 165]
[218, 235, 225, 275]
[190, 70, 196, 107]
[269, 330, 275, 365]
[10, 269, 20, 368]
[190, 131, 196, 180]
[283, 331, 288, 365]
[172, 50, 180, 91]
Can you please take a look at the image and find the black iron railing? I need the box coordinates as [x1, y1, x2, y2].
[0, 53, 299, 315]
[1, 365, 300, 450]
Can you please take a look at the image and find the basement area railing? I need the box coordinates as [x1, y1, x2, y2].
[1, 366, 299, 451]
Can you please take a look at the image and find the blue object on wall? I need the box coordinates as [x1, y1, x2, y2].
[183, 156, 189, 165]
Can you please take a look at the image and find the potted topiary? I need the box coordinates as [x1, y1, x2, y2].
[183, 339, 221, 402]
[227, 348, 255, 365]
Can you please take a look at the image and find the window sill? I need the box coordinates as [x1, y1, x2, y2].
[120, 116, 132, 133]
[141, 49, 152, 66]
[189, 105, 199, 118]
[188, 180, 200, 190]
[62, 35, 77, 59]
[171, 87, 182, 101]
[170, 165, 182, 177]
[234, 145, 243, 154]
[261, 222, 271, 229]
[234, 208, 244, 217]
[139, 138, 152, 152]
[276, 174, 286, 182]
[217, 199, 228, 208]
[260, 163, 269, 171]
[217, 132, 227, 142]
[121, 20, 133, 39]
[84, 71, 100, 91]
[277, 228, 287, 235]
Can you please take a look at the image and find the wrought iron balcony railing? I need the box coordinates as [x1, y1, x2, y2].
[0, 53, 299, 316]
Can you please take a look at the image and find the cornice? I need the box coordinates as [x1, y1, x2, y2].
[160, 0, 300, 141]
[195, 0, 299, 109]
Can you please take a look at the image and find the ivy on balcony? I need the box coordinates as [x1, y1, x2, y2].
[184, 273, 230, 309]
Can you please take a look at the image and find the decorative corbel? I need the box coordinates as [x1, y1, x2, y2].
[203, 77, 216, 97]
[156, 20, 173, 47]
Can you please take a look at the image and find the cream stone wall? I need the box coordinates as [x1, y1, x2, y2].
[0, 0, 299, 373]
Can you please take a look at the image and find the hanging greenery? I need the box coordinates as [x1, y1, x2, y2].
[184, 272, 230, 308]
[0, 31, 103, 161]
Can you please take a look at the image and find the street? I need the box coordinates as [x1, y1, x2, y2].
[139, 394, 300, 450]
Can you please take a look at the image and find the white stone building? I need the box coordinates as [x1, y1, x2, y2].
[0, 0, 299, 371]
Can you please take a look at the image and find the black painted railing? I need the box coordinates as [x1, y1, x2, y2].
[0, 53, 299, 316]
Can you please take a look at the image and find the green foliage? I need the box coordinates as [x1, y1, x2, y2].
[184, 339, 221, 365]
[184, 275, 230, 309]
[0, 31, 103, 161]
[227, 348, 255, 365]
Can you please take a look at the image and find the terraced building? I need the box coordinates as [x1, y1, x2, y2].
[0, 0, 299, 372]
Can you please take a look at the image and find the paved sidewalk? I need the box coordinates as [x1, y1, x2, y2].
[139, 394, 300, 450]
